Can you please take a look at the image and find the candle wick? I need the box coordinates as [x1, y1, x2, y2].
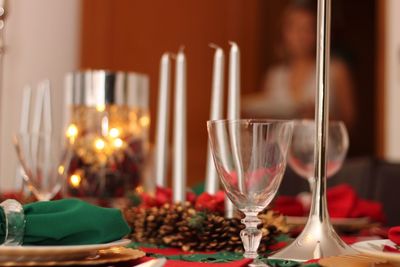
[178, 45, 185, 53]
[209, 43, 221, 50]
[228, 41, 237, 46]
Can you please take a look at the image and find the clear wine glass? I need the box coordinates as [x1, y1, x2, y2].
[207, 119, 293, 263]
[14, 133, 71, 201]
[288, 119, 349, 191]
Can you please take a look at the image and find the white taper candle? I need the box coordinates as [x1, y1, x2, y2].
[155, 53, 172, 188]
[205, 44, 225, 194]
[172, 49, 187, 203]
[226, 41, 242, 218]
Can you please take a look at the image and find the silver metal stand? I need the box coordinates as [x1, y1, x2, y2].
[269, 0, 356, 261]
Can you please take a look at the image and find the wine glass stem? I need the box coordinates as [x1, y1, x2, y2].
[240, 212, 262, 259]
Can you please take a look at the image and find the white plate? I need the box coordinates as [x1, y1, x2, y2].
[0, 239, 131, 262]
[352, 239, 400, 263]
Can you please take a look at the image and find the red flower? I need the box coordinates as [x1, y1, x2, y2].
[273, 195, 305, 216]
[140, 187, 196, 208]
[186, 191, 197, 204]
[154, 187, 172, 206]
[195, 191, 225, 213]
[0, 191, 24, 202]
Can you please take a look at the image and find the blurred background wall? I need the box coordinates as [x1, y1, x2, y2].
[0, 0, 399, 189]
[80, 0, 379, 187]
[0, 0, 81, 190]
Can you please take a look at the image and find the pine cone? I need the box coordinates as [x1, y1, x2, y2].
[124, 203, 288, 253]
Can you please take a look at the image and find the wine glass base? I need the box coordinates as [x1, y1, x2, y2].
[269, 216, 357, 262]
[248, 258, 270, 267]
[244, 252, 258, 259]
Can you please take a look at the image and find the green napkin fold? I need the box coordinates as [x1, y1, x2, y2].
[0, 198, 130, 245]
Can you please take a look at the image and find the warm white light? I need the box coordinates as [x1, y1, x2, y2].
[94, 138, 106, 151]
[58, 165, 65, 175]
[66, 124, 78, 138]
[139, 115, 150, 128]
[96, 104, 106, 112]
[70, 174, 81, 188]
[109, 128, 120, 138]
[113, 138, 124, 149]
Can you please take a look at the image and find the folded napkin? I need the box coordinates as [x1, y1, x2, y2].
[328, 184, 385, 222]
[389, 227, 400, 245]
[273, 184, 385, 222]
[273, 196, 305, 217]
[383, 227, 400, 253]
[0, 198, 130, 245]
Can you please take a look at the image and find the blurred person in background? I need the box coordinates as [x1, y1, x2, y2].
[242, 0, 356, 129]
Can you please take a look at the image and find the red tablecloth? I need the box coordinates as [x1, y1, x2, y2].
[129, 233, 386, 267]
[133, 247, 251, 267]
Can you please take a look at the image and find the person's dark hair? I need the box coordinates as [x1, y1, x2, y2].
[273, 0, 317, 63]
[285, 0, 317, 15]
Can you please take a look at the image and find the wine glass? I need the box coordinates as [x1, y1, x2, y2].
[288, 119, 349, 191]
[207, 119, 293, 262]
[14, 133, 71, 201]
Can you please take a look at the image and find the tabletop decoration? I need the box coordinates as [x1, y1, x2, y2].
[134, 245, 321, 267]
[64, 70, 150, 206]
[124, 195, 289, 254]
[204, 44, 225, 195]
[172, 48, 187, 203]
[388, 227, 400, 245]
[273, 184, 385, 223]
[225, 42, 241, 219]
[384, 227, 400, 253]
[0, 198, 130, 246]
[155, 53, 172, 188]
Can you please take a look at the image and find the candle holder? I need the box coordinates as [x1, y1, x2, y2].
[63, 70, 150, 206]
[269, 0, 356, 261]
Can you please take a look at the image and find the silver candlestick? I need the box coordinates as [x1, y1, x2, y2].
[270, 0, 356, 261]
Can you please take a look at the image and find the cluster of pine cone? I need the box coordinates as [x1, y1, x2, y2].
[124, 202, 288, 252]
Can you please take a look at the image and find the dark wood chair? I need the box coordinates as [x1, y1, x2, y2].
[372, 160, 400, 226]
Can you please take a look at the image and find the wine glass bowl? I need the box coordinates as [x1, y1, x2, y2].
[14, 133, 71, 201]
[288, 120, 349, 187]
[207, 119, 293, 260]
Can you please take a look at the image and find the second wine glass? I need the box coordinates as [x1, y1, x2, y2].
[14, 133, 71, 201]
[288, 119, 349, 191]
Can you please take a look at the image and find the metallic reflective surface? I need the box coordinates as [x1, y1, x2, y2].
[155, 53, 171, 188]
[205, 44, 224, 195]
[269, 0, 356, 261]
[65, 70, 149, 108]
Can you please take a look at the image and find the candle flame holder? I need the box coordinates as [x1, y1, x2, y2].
[64, 70, 150, 206]
[269, 0, 356, 261]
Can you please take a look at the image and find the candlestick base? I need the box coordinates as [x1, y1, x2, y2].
[269, 215, 357, 262]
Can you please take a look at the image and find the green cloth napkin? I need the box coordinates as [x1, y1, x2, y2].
[0, 198, 130, 245]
